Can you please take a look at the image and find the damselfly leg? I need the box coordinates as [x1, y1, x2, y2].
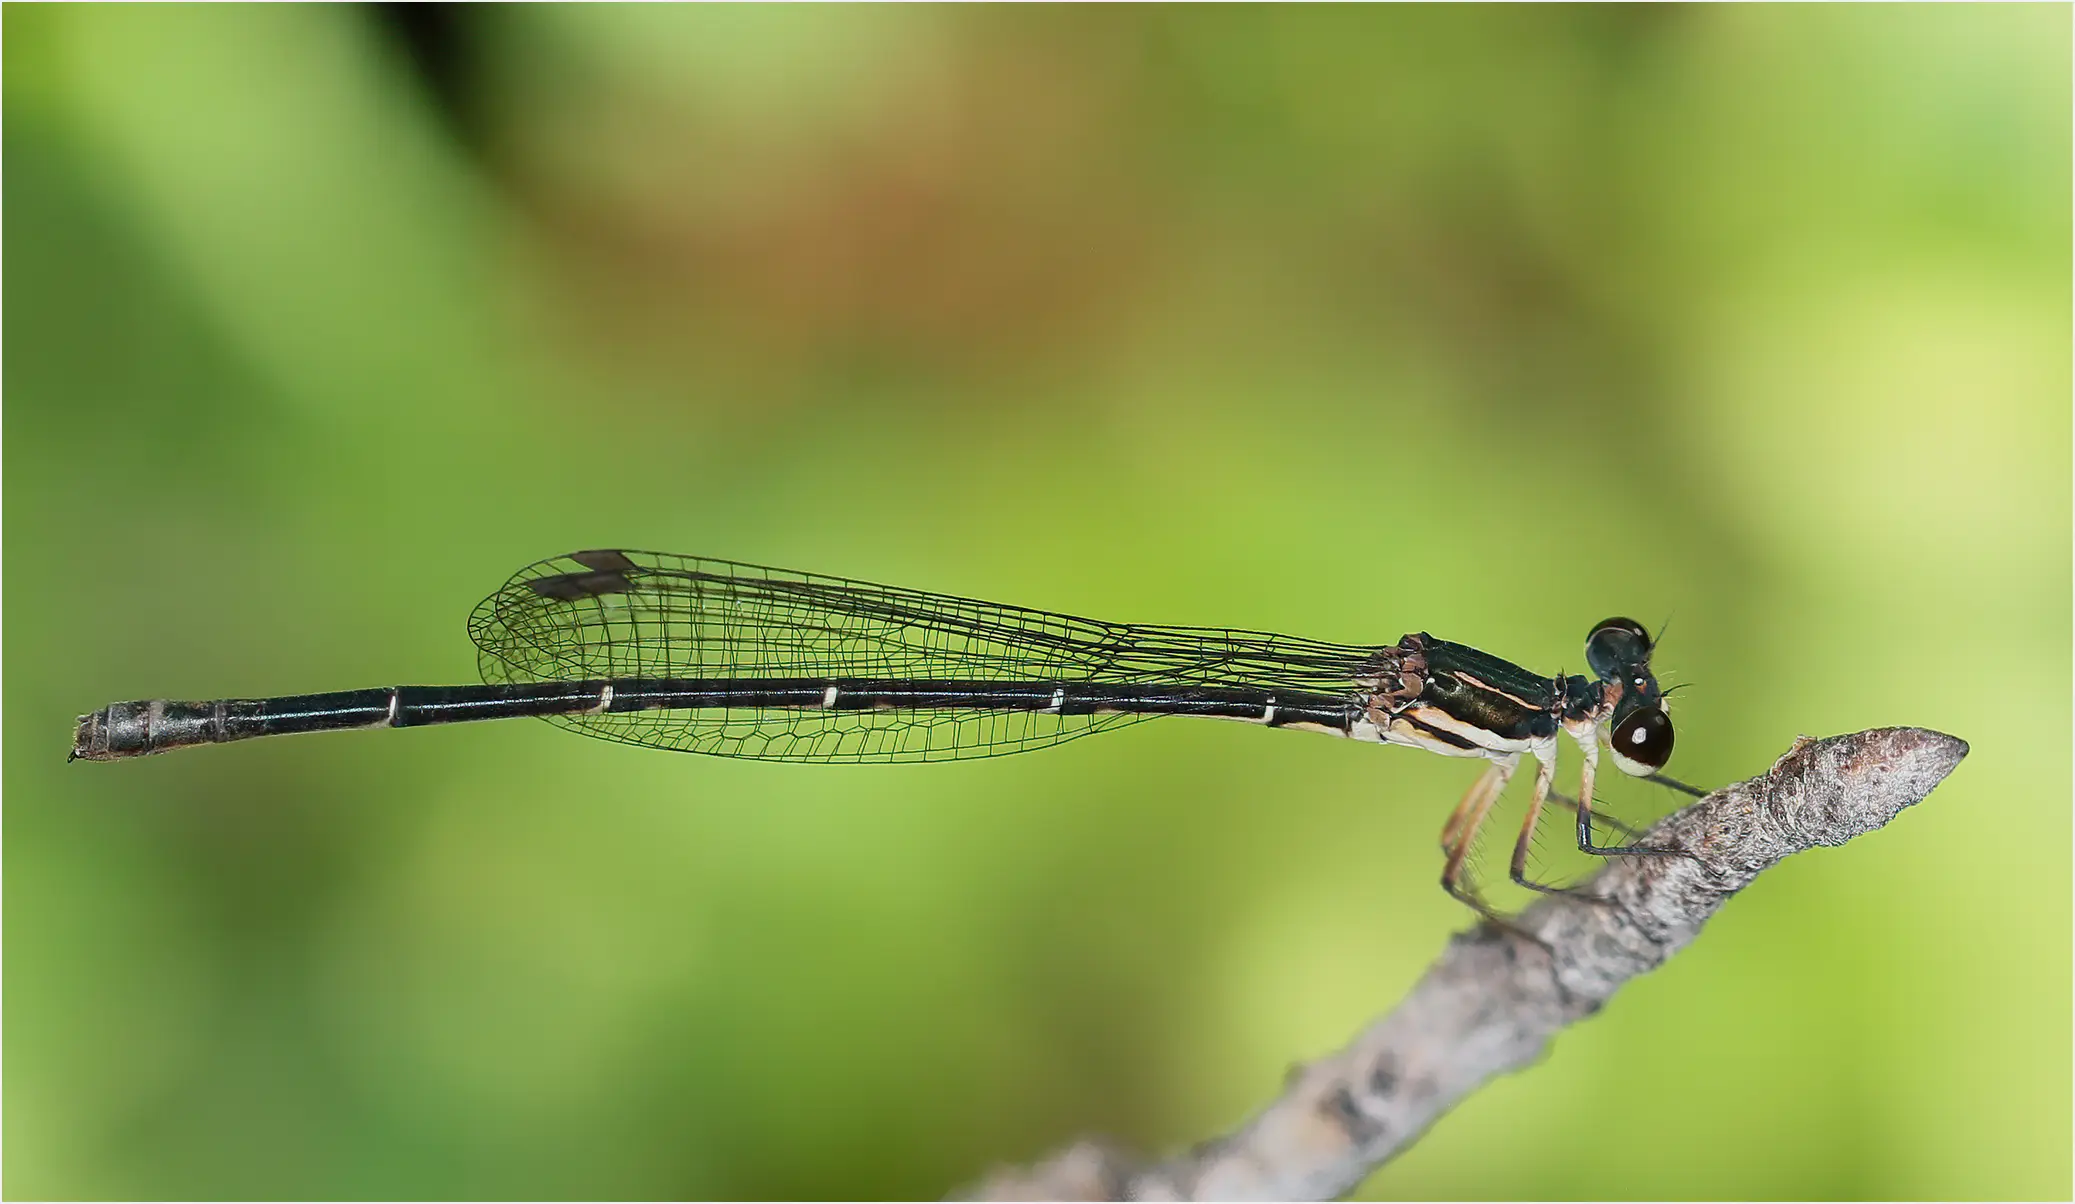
[1545, 790, 1646, 843]
[1567, 736, 1686, 862]
[1438, 758, 1515, 919]
[1508, 746, 1589, 898]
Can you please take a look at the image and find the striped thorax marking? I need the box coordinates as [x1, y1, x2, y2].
[1448, 670, 1547, 713]
[1376, 710, 1494, 759]
[1403, 703, 1536, 755]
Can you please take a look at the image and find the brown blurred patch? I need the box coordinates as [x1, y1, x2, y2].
[504, 18, 1173, 413]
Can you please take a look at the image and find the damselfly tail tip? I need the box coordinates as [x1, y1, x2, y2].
[70, 706, 126, 763]
[71, 709, 102, 763]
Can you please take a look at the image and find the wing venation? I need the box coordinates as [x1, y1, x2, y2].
[466, 549, 1379, 761]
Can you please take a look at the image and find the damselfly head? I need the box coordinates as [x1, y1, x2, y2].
[1584, 617, 1654, 681]
[1586, 618, 1674, 775]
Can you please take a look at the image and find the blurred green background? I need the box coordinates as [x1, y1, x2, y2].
[7, 5, 2068, 1200]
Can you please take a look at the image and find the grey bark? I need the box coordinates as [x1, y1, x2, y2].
[958, 727, 1967, 1202]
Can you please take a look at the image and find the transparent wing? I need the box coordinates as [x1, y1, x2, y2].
[467, 549, 1380, 763]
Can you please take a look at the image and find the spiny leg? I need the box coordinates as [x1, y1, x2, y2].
[1438, 761, 1495, 853]
[1545, 789, 1647, 843]
[1646, 773, 1708, 799]
[1439, 758, 1513, 918]
[1548, 778, 1707, 843]
[1509, 744, 1584, 897]
[1440, 757, 1557, 948]
[1572, 730, 1685, 860]
[1508, 744, 1622, 900]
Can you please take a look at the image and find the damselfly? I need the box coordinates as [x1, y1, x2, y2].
[72, 549, 1699, 914]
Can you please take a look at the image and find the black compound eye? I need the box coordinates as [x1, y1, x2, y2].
[1609, 707, 1674, 775]
[1585, 618, 1653, 681]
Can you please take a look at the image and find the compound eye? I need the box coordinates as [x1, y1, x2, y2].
[1609, 707, 1674, 776]
[1585, 618, 1653, 680]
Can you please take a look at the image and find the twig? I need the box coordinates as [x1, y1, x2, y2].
[957, 727, 1967, 1201]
